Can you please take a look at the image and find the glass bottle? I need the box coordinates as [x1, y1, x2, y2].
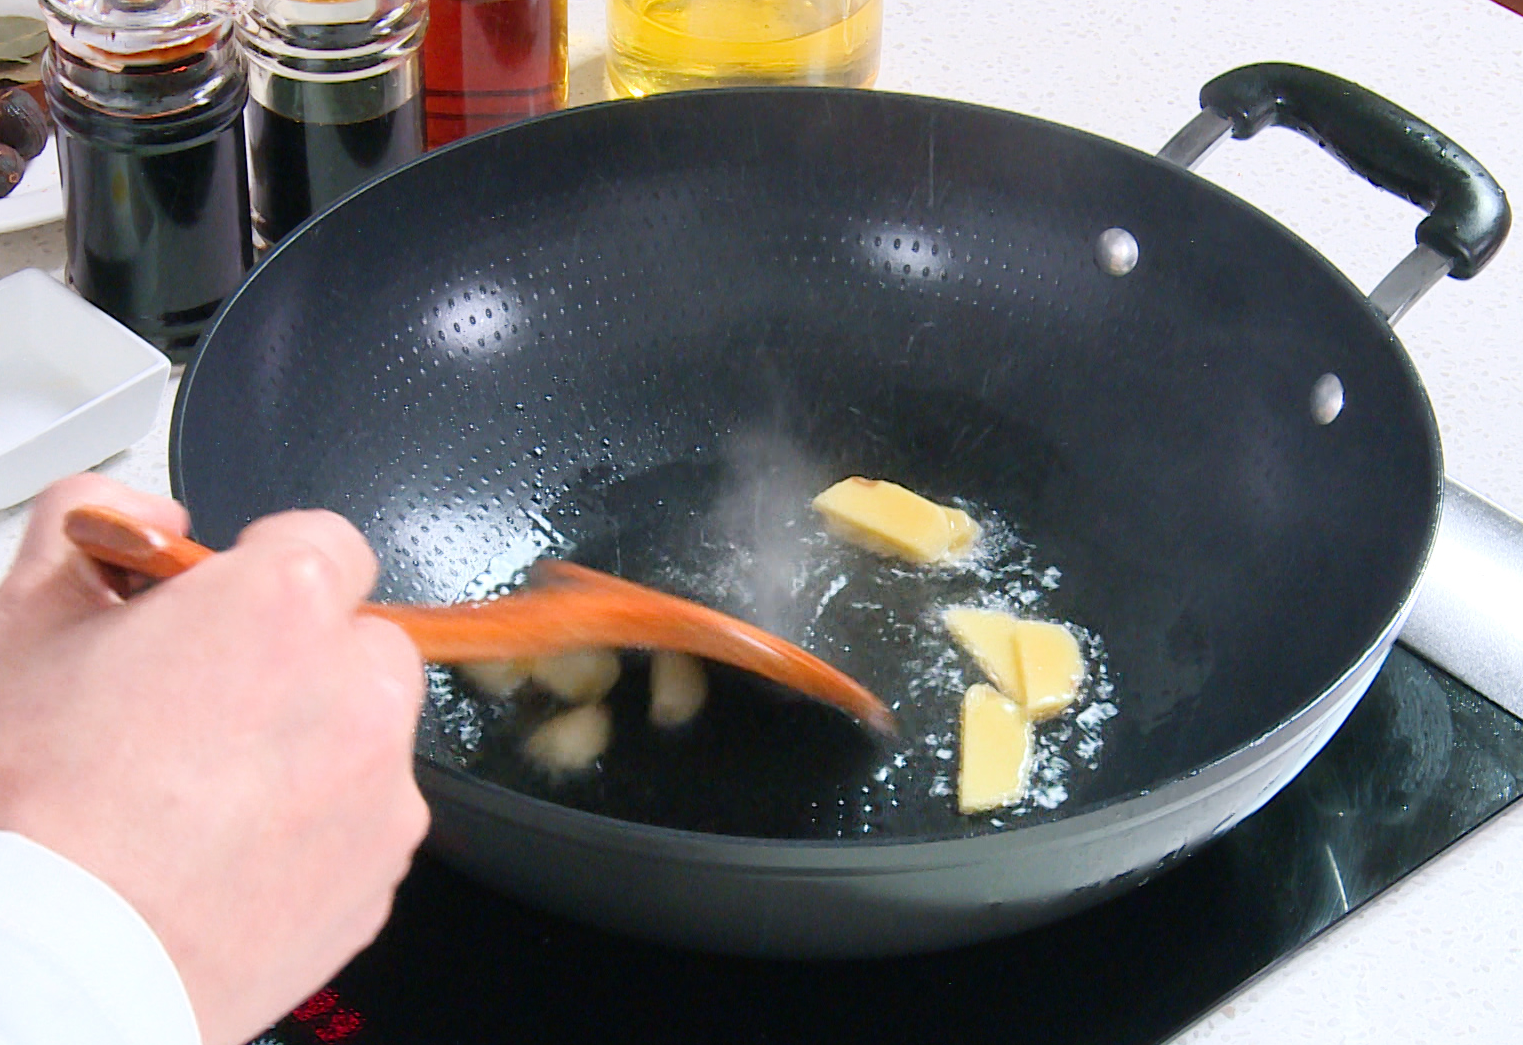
[606, 0, 882, 98]
[420, 0, 566, 149]
[240, 0, 427, 249]
[41, 0, 252, 359]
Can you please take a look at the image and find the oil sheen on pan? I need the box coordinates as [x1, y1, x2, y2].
[419, 435, 1118, 843]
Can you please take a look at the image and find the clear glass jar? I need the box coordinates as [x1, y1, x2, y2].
[420, 0, 567, 148]
[239, 0, 427, 247]
[606, 0, 882, 98]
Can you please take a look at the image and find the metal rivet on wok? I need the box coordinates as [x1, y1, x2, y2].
[1094, 228, 1139, 276]
[1311, 373, 1345, 425]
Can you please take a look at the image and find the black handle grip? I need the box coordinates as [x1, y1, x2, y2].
[1200, 63, 1510, 280]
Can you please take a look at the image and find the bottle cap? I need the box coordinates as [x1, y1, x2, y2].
[40, 0, 240, 65]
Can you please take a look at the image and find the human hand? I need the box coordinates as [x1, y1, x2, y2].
[0, 475, 429, 1045]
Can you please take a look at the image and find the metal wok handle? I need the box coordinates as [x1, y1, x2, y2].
[1158, 66, 1523, 718]
[1158, 62, 1511, 323]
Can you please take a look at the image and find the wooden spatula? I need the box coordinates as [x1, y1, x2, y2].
[63, 504, 895, 735]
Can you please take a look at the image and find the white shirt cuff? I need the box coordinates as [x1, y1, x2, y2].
[0, 830, 201, 1045]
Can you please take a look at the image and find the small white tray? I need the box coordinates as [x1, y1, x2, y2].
[0, 269, 169, 508]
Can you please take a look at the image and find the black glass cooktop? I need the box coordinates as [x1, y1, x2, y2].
[256, 645, 1523, 1045]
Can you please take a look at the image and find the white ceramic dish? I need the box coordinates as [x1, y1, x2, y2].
[0, 268, 169, 508]
[0, 136, 64, 234]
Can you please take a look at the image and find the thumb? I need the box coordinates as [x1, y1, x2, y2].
[0, 475, 192, 630]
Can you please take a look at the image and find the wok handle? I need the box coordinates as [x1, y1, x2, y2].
[1195, 62, 1510, 281]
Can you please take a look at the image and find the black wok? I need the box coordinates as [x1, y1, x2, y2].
[172, 63, 1510, 956]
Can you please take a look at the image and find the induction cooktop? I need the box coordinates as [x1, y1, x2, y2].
[251, 643, 1522, 1045]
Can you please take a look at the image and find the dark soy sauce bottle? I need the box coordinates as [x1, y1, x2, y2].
[240, 0, 426, 250]
[41, 0, 251, 361]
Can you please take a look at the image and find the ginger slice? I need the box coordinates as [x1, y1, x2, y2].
[524, 703, 613, 774]
[649, 651, 708, 728]
[458, 659, 530, 700]
[944, 607, 1083, 721]
[529, 649, 623, 704]
[958, 683, 1034, 813]
[944, 607, 1023, 699]
[1011, 619, 1084, 721]
[812, 477, 980, 563]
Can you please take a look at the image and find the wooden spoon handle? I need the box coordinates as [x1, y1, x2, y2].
[64, 505, 213, 597]
[63, 505, 897, 735]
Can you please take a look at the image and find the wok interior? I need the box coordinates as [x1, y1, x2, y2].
[176, 90, 1439, 840]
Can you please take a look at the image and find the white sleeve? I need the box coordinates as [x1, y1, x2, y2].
[0, 831, 201, 1045]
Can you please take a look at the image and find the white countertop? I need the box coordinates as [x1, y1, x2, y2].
[3, 0, 1522, 1040]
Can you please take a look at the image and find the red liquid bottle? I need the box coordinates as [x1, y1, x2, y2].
[421, 0, 568, 148]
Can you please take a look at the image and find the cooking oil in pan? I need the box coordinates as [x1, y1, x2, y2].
[421, 455, 1117, 841]
[606, 0, 882, 97]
